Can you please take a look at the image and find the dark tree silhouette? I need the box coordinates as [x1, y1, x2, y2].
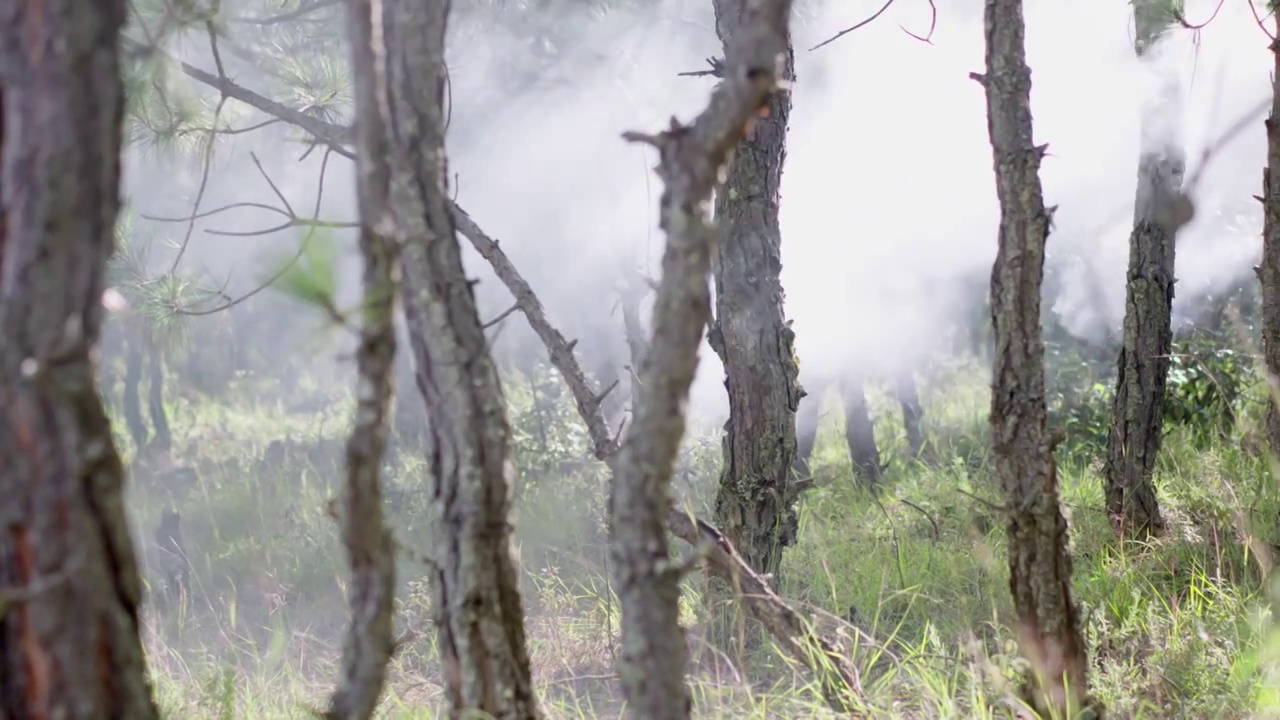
[0, 0, 161, 716]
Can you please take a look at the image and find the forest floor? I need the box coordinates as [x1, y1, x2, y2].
[123, 360, 1280, 719]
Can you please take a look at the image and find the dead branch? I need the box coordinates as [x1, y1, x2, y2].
[452, 206, 619, 459]
[173, 148, 344, 317]
[122, 32, 863, 712]
[666, 511, 863, 713]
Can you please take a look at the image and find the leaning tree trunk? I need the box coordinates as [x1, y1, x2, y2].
[321, 2, 405, 717]
[1260, 18, 1280, 458]
[366, 2, 541, 718]
[1103, 0, 1182, 539]
[707, 0, 805, 582]
[976, 0, 1097, 714]
[0, 0, 161, 716]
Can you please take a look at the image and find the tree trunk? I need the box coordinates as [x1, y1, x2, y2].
[1103, 0, 1181, 540]
[123, 336, 149, 451]
[894, 372, 924, 459]
[1260, 25, 1280, 458]
[611, 2, 794, 713]
[0, 0, 161, 716]
[793, 375, 827, 478]
[976, 0, 1096, 714]
[842, 377, 882, 484]
[146, 343, 171, 452]
[369, 3, 541, 718]
[706, 0, 804, 581]
[321, 3, 404, 717]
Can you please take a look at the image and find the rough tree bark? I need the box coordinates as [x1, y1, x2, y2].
[1260, 18, 1280, 457]
[842, 377, 883, 484]
[974, 0, 1097, 714]
[706, 0, 804, 580]
[321, 2, 403, 717]
[1103, 0, 1182, 539]
[0, 0, 162, 716]
[608, 0, 794, 712]
[458, 155, 865, 717]
[128, 18, 848, 714]
[368, 2, 541, 718]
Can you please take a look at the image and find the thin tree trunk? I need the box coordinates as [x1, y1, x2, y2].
[1260, 23, 1280, 458]
[842, 377, 882, 484]
[455, 191, 861, 717]
[895, 372, 924, 459]
[321, 3, 403, 717]
[1103, 0, 1182, 539]
[146, 343, 171, 452]
[975, 0, 1096, 714]
[793, 375, 827, 478]
[369, 2, 541, 717]
[609, 3, 794, 713]
[707, 0, 804, 581]
[0, 0, 161, 716]
[123, 336, 149, 451]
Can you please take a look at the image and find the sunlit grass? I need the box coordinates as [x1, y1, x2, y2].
[125, 359, 1280, 718]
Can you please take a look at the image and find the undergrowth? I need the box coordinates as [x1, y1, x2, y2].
[116, 357, 1280, 719]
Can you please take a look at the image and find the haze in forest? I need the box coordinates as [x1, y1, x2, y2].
[123, 0, 1271, 426]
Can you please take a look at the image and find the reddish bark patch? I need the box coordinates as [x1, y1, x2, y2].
[12, 524, 52, 718]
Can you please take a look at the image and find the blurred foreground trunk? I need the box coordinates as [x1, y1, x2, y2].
[363, 2, 542, 718]
[707, 0, 804, 583]
[1260, 17, 1280, 458]
[0, 0, 161, 716]
[320, 1, 407, 717]
[1104, 0, 1182, 540]
[976, 0, 1097, 714]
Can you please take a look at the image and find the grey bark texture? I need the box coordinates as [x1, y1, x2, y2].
[707, 0, 804, 580]
[1261, 28, 1280, 458]
[842, 378, 883, 484]
[974, 0, 1097, 715]
[469, 219, 867, 710]
[610, 0, 793, 713]
[1103, 0, 1182, 540]
[0, 0, 162, 716]
[366, 2, 541, 718]
[322, 1, 404, 717]
[454, 139, 863, 719]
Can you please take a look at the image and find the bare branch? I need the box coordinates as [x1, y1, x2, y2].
[665, 511, 863, 712]
[452, 206, 619, 458]
[176, 148, 339, 316]
[810, 0, 896, 51]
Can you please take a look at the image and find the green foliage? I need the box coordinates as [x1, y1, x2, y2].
[268, 231, 338, 313]
[1163, 336, 1253, 445]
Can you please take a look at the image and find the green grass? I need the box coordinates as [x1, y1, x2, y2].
[119, 359, 1280, 718]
